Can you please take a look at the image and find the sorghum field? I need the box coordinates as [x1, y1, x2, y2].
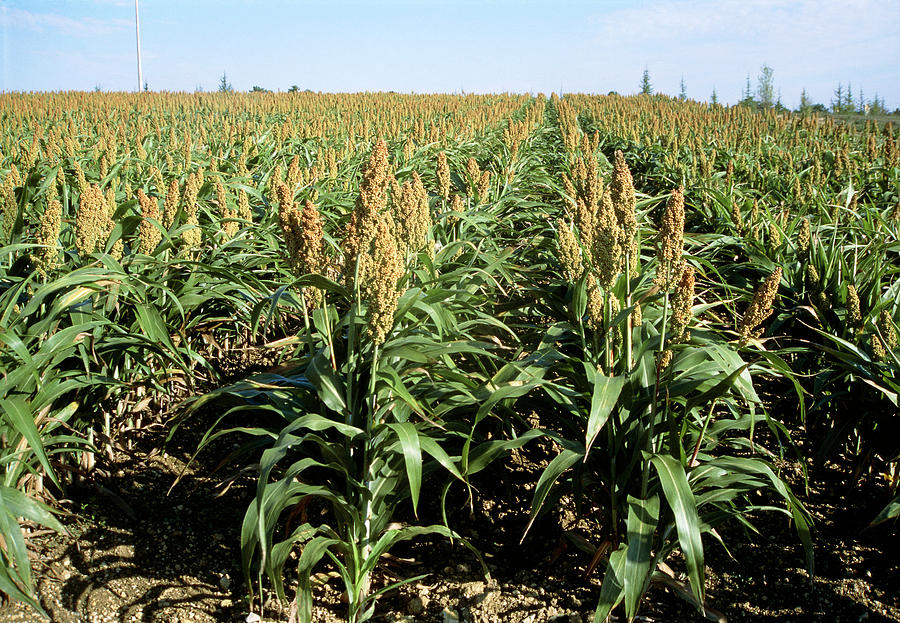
[0, 91, 898, 623]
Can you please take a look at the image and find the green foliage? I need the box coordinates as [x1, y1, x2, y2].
[640, 68, 652, 95]
[218, 71, 233, 93]
[756, 64, 776, 109]
[1, 86, 897, 621]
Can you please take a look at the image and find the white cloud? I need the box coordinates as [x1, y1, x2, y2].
[5, 6, 130, 37]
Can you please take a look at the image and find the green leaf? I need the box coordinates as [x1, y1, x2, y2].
[307, 350, 347, 415]
[870, 494, 900, 526]
[649, 453, 705, 605]
[593, 542, 626, 622]
[296, 536, 341, 623]
[571, 272, 588, 321]
[418, 435, 465, 483]
[683, 364, 748, 414]
[623, 494, 659, 621]
[523, 448, 582, 539]
[387, 423, 423, 517]
[585, 372, 625, 457]
[0, 485, 65, 534]
[1, 397, 59, 488]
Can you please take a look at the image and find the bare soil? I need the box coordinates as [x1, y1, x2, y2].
[2, 416, 898, 623]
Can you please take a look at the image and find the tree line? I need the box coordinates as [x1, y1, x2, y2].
[639, 65, 896, 116]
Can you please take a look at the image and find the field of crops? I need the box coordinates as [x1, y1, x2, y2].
[1, 91, 898, 623]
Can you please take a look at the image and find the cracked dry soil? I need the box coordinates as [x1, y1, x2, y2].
[2, 419, 898, 623]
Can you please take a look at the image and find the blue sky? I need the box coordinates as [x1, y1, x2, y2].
[1, 0, 898, 109]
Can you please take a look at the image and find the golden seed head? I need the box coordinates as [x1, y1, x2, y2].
[109, 238, 124, 262]
[394, 172, 431, 256]
[217, 180, 238, 238]
[276, 181, 304, 271]
[465, 157, 480, 196]
[287, 155, 301, 189]
[360, 213, 405, 345]
[215, 180, 228, 214]
[731, 201, 744, 233]
[871, 335, 886, 362]
[75, 184, 108, 257]
[478, 170, 491, 203]
[879, 310, 897, 350]
[55, 167, 65, 195]
[739, 267, 781, 345]
[669, 265, 695, 343]
[631, 301, 643, 328]
[610, 294, 623, 348]
[105, 186, 117, 218]
[46, 179, 59, 204]
[389, 175, 402, 204]
[150, 166, 164, 196]
[556, 219, 584, 283]
[35, 196, 62, 274]
[586, 274, 604, 332]
[449, 194, 464, 225]
[610, 150, 638, 272]
[572, 196, 594, 252]
[299, 200, 325, 272]
[655, 187, 685, 289]
[297, 200, 327, 308]
[181, 212, 201, 250]
[137, 189, 162, 255]
[846, 284, 862, 328]
[805, 263, 821, 295]
[182, 171, 200, 218]
[592, 189, 623, 290]
[74, 161, 88, 197]
[162, 178, 180, 229]
[658, 349, 674, 371]
[561, 173, 577, 209]
[344, 139, 391, 281]
[180, 172, 202, 251]
[768, 222, 781, 248]
[182, 131, 192, 170]
[796, 217, 810, 255]
[268, 164, 284, 203]
[436, 151, 451, 201]
[238, 189, 252, 222]
[569, 156, 603, 215]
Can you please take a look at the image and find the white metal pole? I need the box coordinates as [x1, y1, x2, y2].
[135, 0, 143, 92]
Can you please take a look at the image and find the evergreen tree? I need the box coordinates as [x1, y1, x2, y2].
[710, 86, 718, 106]
[218, 71, 233, 93]
[640, 67, 653, 94]
[832, 83, 844, 113]
[740, 74, 755, 107]
[679, 75, 687, 101]
[870, 93, 887, 115]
